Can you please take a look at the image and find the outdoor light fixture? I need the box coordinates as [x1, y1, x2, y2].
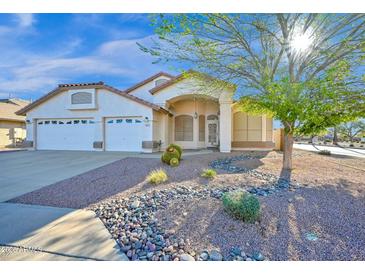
[194, 112, 198, 119]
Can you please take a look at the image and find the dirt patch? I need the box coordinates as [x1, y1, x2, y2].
[156, 185, 365, 260]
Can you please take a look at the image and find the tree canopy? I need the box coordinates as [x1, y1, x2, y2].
[140, 14, 365, 169]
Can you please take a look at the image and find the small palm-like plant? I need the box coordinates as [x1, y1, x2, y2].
[146, 169, 168, 184]
[201, 168, 217, 179]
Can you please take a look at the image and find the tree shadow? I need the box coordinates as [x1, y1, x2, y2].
[191, 180, 365, 260]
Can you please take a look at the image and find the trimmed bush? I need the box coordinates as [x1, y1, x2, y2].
[201, 168, 217, 179]
[162, 147, 180, 164]
[169, 157, 179, 167]
[318, 149, 331, 155]
[167, 143, 182, 159]
[222, 191, 260, 223]
[146, 169, 168, 184]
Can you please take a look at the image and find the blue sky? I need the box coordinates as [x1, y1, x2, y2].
[0, 14, 183, 100]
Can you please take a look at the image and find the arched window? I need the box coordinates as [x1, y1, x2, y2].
[199, 115, 205, 141]
[155, 79, 169, 87]
[71, 92, 92, 104]
[175, 115, 193, 141]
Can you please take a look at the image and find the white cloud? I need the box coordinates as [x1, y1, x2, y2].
[14, 14, 35, 28]
[0, 34, 168, 96]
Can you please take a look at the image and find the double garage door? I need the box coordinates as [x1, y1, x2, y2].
[36, 117, 145, 151]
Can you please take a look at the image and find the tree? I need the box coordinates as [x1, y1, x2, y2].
[140, 14, 365, 169]
[338, 120, 365, 142]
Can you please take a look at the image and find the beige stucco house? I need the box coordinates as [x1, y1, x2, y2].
[0, 99, 29, 148]
[17, 71, 274, 152]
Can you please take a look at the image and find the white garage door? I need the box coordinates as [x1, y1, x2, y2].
[37, 119, 95, 151]
[105, 117, 144, 151]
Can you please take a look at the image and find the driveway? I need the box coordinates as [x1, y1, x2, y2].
[294, 143, 365, 158]
[0, 203, 127, 260]
[0, 150, 154, 202]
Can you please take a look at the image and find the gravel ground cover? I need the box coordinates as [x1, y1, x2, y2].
[10, 150, 365, 260]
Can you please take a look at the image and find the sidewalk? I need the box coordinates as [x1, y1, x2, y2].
[0, 203, 128, 261]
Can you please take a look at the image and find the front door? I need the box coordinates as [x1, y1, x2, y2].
[207, 119, 219, 147]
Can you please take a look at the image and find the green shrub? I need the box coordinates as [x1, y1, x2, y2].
[162, 147, 180, 164]
[169, 157, 179, 167]
[167, 143, 182, 159]
[222, 191, 260, 223]
[146, 169, 168, 184]
[318, 149, 331, 155]
[201, 168, 217, 179]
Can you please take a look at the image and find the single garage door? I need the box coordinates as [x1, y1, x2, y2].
[37, 118, 95, 150]
[105, 117, 144, 151]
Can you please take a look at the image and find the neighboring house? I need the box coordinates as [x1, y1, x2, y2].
[0, 98, 29, 148]
[17, 72, 274, 153]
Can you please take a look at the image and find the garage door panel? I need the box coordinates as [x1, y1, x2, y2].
[37, 119, 95, 151]
[105, 117, 144, 152]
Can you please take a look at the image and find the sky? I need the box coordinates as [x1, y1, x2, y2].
[0, 14, 183, 101]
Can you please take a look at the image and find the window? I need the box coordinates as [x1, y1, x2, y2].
[81, 120, 87, 124]
[89, 120, 95, 124]
[135, 119, 142, 123]
[116, 119, 123, 123]
[58, 121, 64, 124]
[207, 114, 218, 120]
[73, 120, 80, 124]
[38, 121, 43, 125]
[45, 121, 50, 125]
[71, 92, 92, 104]
[175, 115, 193, 141]
[155, 79, 169, 87]
[199, 115, 205, 142]
[52, 121, 57, 124]
[107, 120, 114, 124]
[66, 121, 72, 124]
[126, 119, 133, 123]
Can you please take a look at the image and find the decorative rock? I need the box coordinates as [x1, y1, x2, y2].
[209, 250, 223, 261]
[199, 251, 209, 261]
[253, 252, 265, 261]
[180, 253, 195, 261]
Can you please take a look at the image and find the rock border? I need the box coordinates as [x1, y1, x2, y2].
[93, 154, 299, 261]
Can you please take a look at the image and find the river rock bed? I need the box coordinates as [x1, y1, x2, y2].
[93, 154, 298, 261]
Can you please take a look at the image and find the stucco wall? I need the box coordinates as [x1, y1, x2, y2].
[170, 99, 219, 149]
[25, 88, 154, 149]
[128, 75, 172, 103]
[0, 121, 26, 148]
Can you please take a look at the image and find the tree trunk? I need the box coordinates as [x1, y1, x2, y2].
[283, 132, 294, 170]
[333, 127, 338, 145]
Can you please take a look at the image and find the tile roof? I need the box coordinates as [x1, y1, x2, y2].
[0, 99, 30, 122]
[124, 72, 174, 94]
[16, 82, 171, 116]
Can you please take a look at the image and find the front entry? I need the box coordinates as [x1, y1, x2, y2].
[207, 115, 219, 147]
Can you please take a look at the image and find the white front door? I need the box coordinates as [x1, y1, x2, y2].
[207, 119, 219, 147]
[104, 117, 145, 151]
[36, 118, 95, 151]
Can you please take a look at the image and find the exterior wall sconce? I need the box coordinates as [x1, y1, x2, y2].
[194, 112, 198, 119]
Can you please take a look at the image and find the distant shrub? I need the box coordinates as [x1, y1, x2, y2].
[167, 144, 182, 159]
[349, 143, 354, 147]
[222, 191, 260, 223]
[201, 169, 217, 179]
[169, 157, 179, 167]
[146, 169, 168, 184]
[318, 149, 331, 155]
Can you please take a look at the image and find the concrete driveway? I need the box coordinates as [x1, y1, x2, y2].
[0, 203, 127, 260]
[294, 143, 365, 158]
[0, 150, 151, 202]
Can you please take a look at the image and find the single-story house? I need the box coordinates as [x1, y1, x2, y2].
[0, 98, 29, 148]
[16, 71, 274, 153]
